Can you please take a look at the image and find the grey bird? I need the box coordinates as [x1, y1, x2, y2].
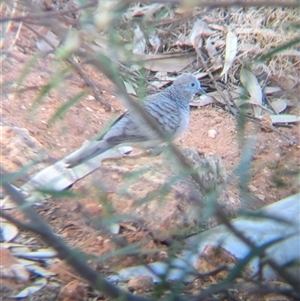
[65, 73, 205, 168]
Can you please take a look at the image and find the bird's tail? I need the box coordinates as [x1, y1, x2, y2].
[64, 140, 111, 168]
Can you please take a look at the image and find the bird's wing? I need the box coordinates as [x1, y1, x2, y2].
[104, 93, 181, 144]
[144, 93, 181, 134]
[103, 112, 149, 145]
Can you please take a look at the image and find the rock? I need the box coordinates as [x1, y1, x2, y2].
[208, 129, 218, 139]
[0, 126, 48, 185]
[194, 245, 253, 281]
[127, 275, 154, 293]
[58, 280, 88, 301]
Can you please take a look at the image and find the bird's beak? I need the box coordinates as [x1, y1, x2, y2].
[198, 86, 206, 95]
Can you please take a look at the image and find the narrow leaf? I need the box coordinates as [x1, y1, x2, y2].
[240, 67, 263, 117]
[220, 31, 238, 78]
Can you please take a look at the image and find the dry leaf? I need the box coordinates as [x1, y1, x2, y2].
[133, 25, 146, 55]
[240, 67, 263, 117]
[264, 86, 282, 94]
[205, 38, 218, 60]
[149, 31, 161, 53]
[269, 114, 300, 124]
[124, 3, 165, 19]
[13, 248, 57, 259]
[36, 31, 60, 52]
[150, 72, 175, 89]
[175, 33, 190, 47]
[269, 98, 287, 114]
[189, 19, 204, 47]
[10, 278, 47, 298]
[174, 5, 193, 16]
[1, 222, 19, 242]
[190, 95, 216, 107]
[123, 81, 137, 95]
[142, 53, 196, 72]
[220, 31, 238, 79]
[189, 19, 213, 48]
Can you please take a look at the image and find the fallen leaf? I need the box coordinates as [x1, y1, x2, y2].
[142, 52, 197, 72]
[220, 31, 238, 79]
[12, 248, 57, 260]
[36, 31, 60, 52]
[240, 67, 263, 117]
[123, 81, 137, 95]
[269, 114, 300, 124]
[190, 95, 216, 107]
[10, 278, 47, 298]
[189, 19, 206, 47]
[132, 25, 146, 55]
[124, 3, 165, 19]
[1, 222, 19, 242]
[205, 38, 218, 60]
[174, 33, 190, 47]
[149, 31, 161, 53]
[269, 98, 287, 114]
[25, 264, 57, 278]
[264, 86, 282, 94]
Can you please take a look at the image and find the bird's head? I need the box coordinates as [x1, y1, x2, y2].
[169, 73, 206, 102]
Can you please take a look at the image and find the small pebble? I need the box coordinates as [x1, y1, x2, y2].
[208, 129, 218, 139]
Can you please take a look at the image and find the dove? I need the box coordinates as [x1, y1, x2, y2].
[65, 73, 205, 168]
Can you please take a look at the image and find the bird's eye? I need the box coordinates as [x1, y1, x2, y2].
[190, 82, 195, 87]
